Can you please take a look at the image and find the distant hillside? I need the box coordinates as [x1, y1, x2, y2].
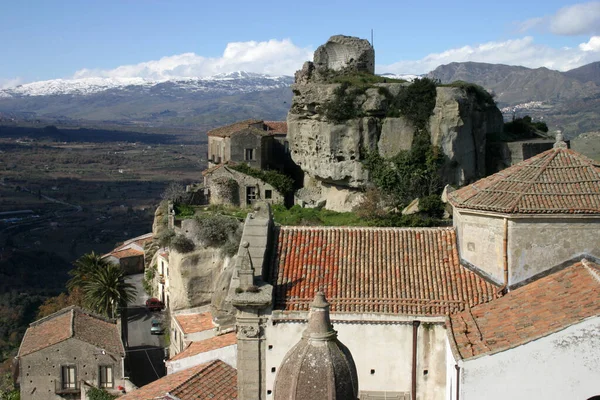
[0, 72, 293, 129]
[428, 61, 600, 137]
[563, 61, 600, 85]
[427, 61, 599, 106]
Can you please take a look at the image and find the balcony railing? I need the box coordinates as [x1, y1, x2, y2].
[55, 380, 80, 395]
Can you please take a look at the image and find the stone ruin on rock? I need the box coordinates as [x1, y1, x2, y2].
[287, 35, 504, 212]
[295, 35, 375, 84]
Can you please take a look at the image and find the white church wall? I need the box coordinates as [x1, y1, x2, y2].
[445, 337, 458, 400]
[508, 217, 600, 285]
[460, 316, 600, 400]
[166, 344, 237, 375]
[264, 312, 447, 399]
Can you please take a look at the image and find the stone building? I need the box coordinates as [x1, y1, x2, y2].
[446, 258, 600, 400]
[16, 306, 127, 400]
[207, 119, 288, 169]
[102, 232, 153, 275]
[448, 139, 600, 287]
[203, 164, 285, 208]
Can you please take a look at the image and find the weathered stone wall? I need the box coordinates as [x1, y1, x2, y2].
[508, 217, 600, 285]
[486, 139, 558, 174]
[230, 131, 266, 170]
[453, 209, 506, 285]
[313, 35, 375, 74]
[454, 208, 600, 287]
[19, 339, 124, 400]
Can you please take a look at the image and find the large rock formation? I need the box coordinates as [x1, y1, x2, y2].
[288, 35, 504, 211]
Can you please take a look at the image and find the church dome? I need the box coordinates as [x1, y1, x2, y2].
[273, 292, 359, 400]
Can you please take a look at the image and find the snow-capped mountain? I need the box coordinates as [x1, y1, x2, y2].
[0, 71, 295, 127]
[0, 71, 293, 98]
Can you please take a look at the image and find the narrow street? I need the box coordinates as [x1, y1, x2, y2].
[124, 273, 167, 388]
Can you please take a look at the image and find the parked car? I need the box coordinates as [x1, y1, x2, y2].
[150, 319, 164, 335]
[145, 298, 165, 312]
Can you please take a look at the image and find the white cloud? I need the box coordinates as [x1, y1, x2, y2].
[73, 39, 312, 80]
[378, 36, 600, 75]
[0, 77, 22, 89]
[580, 36, 600, 51]
[519, 1, 600, 35]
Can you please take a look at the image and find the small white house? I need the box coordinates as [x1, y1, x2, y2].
[446, 259, 600, 400]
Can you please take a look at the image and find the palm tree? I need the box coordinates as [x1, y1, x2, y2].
[67, 251, 111, 291]
[81, 263, 136, 319]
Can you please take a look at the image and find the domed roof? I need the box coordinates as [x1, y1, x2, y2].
[448, 138, 600, 214]
[273, 292, 359, 400]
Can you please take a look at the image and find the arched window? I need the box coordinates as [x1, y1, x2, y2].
[587, 396, 600, 400]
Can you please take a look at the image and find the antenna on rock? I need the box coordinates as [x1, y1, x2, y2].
[371, 29, 374, 48]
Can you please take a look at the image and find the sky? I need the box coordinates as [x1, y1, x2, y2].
[1, 0, 600, 88]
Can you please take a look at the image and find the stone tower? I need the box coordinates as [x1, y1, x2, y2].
[273, 292, 359, 400]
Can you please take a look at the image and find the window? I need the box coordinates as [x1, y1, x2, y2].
[61, 365, 77, 389]
[99, 365, 113, 388]
[245, 148, 255, 161]
[246, 187, 257, 205]
[265, 190, 272, 199]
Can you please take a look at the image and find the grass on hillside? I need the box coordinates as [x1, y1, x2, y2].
[328, 72, 407, 87]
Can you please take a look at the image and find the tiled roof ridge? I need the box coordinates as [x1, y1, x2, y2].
[278, 225, 455, 232]
[29, 305, 77, 327]
[504, 148, 559, 213]
[582, 258, 600, 284]
[167, 360, 222, 395]
[448, 146, 600, 214]
[31, 305, 116, 327]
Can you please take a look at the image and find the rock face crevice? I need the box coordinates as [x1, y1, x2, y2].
[288, 35, 504, 211]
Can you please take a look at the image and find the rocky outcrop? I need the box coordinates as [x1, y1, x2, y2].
[287, 36, 503, 211]
[288, 83, 503, 210]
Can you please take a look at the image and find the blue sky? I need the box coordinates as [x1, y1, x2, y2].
[1, 0, 600, 87]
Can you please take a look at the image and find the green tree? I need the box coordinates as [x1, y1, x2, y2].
[67, 252, 110, 292]
[81, 263, 136, 319]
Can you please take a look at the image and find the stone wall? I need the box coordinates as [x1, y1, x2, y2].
[454, 208, 600, 287]
[230, 131, 267, 170]
[19, 339, 124, 400]
[486, 139, 558, 174]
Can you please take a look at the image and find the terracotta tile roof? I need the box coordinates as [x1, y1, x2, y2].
[270, 226, 500, 315]
[114, 233, 153, 252]
[18, 307, 124, 357]
[175, 312, 215, 335]
[448, 147, 600, 214]
[207, 119, 262, 137]
[263, 121, 287, 134]
[108, 248, 144, 259]
[120, 360, 237, 400]
[169, 333, 237, 362]
[18, 310, 72, 357]
[447, 259, 600, 360]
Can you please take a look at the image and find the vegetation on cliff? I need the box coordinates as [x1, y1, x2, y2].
[230, 163, 295, 195]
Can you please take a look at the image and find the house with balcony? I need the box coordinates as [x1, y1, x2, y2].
[16, 306, 128, 400]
